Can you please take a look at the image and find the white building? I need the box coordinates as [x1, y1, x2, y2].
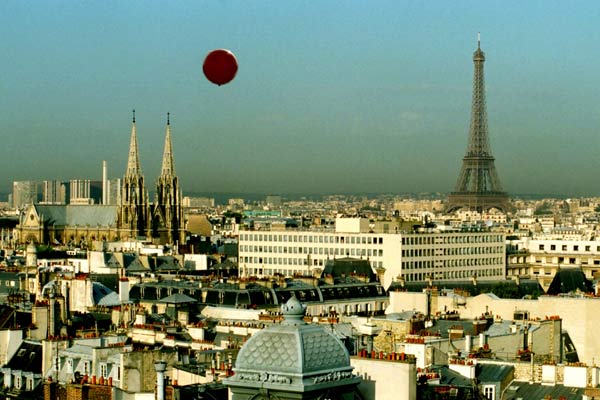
[386, 291, 600, 366]
[507, 237, 600, 287]
[239, 217, 506, 289]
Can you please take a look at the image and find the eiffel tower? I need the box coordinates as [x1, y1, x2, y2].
[446, 35, 511, 213]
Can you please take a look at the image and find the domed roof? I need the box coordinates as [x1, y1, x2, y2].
[227, 296, 359, 392]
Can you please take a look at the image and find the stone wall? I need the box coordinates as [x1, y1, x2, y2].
[351, 357, 416, 400]
[119, 350, 177, 393]
[389, 291, 600, 365]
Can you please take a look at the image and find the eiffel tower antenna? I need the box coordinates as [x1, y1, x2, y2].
[446, 36, 511, 213]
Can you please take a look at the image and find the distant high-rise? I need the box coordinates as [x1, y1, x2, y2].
[182, 196, 214, 208]
[12, 180, 39, 209]
[266, 194, 282, 208]
[106, 178, 121, 206]
[102, 160, 108, 205]
[446, 36, 511, 213]
[69, 179, 102, 205]
[41, 180, 67, 205]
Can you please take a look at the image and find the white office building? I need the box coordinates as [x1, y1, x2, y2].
[238, 218, 506, 289]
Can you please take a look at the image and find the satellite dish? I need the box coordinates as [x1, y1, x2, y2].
[203, 49, 238, 86]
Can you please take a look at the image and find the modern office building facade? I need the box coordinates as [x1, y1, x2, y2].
[239, 218, 505, 289]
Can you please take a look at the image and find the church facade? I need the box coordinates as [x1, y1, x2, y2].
[16, 112, 186, 247]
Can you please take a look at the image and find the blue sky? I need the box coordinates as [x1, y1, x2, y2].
[1, 1, 600, 196]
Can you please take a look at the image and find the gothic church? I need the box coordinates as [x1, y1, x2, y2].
[118, 111, 185, 245]
[16, 112, 185, 246]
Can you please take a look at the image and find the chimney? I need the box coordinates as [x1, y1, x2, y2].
[375, 266, 386, 283]
[464, 334, 472, 354]
[155, 361, 167, 400]
[119, 277, 129, 303]
[479, 333, 487, 348]
[49, 293, 57, 337]
[134, 312, 146, 326]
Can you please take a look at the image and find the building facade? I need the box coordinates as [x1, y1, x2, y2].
[507, 238, 600, 289]
[239, 218, 506, 289]
[41, 180, 68, 205]
[69, 179, 102, 205]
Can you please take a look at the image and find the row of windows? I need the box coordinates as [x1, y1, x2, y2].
[538, 244, 600, 252]
[11, 375, 35, 391]
[401, 246, 502, 257]
[246, 267, 304, 276]
[529, 256, 600, 265]
[404, 268, 503, 281]
[402, 257, 503, 270]
[402, 234, 503, 245]
[240, 233, 384, 245]
[63, 357, 116, 379]
[242, 256, 384, 269]
[240, 245, 383, 258]
[242, 256, 324, 266]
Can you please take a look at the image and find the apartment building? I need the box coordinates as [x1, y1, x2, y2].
[507, 238, 600, 288]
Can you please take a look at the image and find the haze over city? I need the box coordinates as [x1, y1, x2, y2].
[2, 1, 600, 196]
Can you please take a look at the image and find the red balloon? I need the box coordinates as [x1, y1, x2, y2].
[203, 49, 238, 86]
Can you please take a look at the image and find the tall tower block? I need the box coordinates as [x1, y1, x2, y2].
[102, 160, 108, 205]
[446, 36, 511, 213]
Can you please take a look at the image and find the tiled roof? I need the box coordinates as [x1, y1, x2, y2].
[503, 381, 584, 400]
[125, 255, 150, 273]
[36, 205, 118, 227]
[160, 293, 197, 304]
[93, 282, 120, 306]
[5, 340, 43, 373]
[547, 267, 594, 295]
[476, 363, 513, 383]
[322, 257, 377, 282]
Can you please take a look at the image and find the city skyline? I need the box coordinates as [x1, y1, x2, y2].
[2, 2, 600, 196]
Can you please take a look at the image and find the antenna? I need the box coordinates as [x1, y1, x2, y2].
[167, 112, 170, 125]
[477, 32, 481, 48]
[132, 109, 136, 123]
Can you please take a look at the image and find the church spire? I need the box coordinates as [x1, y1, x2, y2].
[160, 112, 175, 178]
[126, 109, 142, 178]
